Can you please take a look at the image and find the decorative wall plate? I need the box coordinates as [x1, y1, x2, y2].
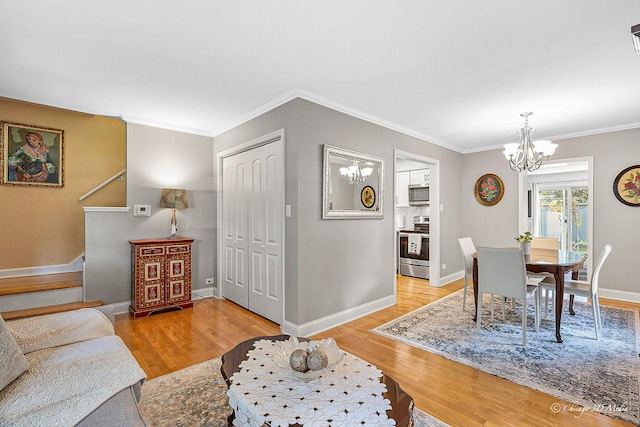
[613, 165, 640, 206]
[360, 185, 376, 208]
[475, 173, 504, 206]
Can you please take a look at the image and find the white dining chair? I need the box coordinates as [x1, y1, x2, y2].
[538, 244, 611, 340]
[528, 237, 559, 311]
[458, 237, 476, 311]
[477, 246, 540, 345]
[531, 237, 559, 250]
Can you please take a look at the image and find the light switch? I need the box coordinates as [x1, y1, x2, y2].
[285, 205, 292, 217]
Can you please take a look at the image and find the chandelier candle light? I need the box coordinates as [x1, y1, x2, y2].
[159, 188, 189, 239]
[339, 160, 373, 185]
[503, 112, 558, 172]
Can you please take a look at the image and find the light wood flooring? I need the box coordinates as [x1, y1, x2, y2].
[115, 276, 639, 426]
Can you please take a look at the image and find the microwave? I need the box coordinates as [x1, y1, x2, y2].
[408, 184, 429, 205]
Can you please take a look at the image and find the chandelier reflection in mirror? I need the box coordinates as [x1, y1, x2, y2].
[503, 112, 558, 172]
[339, 160, 373, 185]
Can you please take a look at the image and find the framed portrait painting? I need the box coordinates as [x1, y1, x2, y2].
[475, 173, 504, 206]
[1, 121, 64, 187]
[612, 165, 640, 207]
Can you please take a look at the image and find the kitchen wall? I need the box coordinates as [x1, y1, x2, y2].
[0, 98, 126, 273]
[463, 127, 640, 299]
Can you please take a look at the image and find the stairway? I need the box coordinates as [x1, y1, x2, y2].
[0, 272, 103, 320]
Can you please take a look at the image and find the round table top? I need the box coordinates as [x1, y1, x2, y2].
[525, 248, 587, 267]
[472, 248, 586, 267]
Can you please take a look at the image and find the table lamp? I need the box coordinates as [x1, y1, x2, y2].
[159, 188, 189, 239]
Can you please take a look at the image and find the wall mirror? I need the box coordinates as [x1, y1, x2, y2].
[323, 144, 384, 219]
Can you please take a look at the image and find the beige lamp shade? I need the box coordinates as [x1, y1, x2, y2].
[159, 188, 189, 209]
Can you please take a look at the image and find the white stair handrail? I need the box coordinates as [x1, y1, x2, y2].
[79, 169, 126, 201]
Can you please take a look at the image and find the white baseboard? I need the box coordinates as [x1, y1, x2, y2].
[0, 255, 84, 279]
[599, 288, 640, 304]
[438, 270, 464, 287]
[111, 286, 216, 316]
[281, 295, 396, 337]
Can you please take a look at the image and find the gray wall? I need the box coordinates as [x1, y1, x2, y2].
[214, 98, 464, 327]
[84, 124, 215, 304]
[463, 127, 640, 296]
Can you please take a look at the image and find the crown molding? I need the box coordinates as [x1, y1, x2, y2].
[546, 122, 640, 142]
[212, 88, 464, 153]
[119, 114, 214, 137]
[121, 91, 640, 155]
[462, 122, 640, 154]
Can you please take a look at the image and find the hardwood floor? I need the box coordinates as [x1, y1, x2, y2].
[115, 276, 639, 426]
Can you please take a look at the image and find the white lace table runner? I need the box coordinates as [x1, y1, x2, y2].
[227, 339, 395, 426]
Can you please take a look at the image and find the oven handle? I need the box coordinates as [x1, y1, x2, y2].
[399, 233, 429, 238]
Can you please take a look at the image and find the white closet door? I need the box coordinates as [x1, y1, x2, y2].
[222, 138, 283, 324]
[222, 151, 249, 307]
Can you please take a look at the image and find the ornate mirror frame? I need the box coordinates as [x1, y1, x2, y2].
[322, 144, 384, 219]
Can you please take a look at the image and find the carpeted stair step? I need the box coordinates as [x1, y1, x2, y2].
[1, 300, 104, 321]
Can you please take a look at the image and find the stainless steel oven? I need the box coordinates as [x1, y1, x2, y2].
[398, 216, 430, 279]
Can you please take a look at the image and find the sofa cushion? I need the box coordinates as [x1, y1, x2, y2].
[0, 315, 28, 391]
[0, 335, 146, 426]
[7, 308, 114, 354]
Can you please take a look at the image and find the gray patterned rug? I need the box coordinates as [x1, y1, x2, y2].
[139, 357, 448, 426]
[371, 290, 640, 425]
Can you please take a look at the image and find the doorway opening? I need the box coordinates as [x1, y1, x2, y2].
[394, 149, 440, 288]
[522, 157, 593, 278]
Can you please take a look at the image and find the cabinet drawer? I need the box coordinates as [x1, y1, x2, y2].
[138, 245, 166, 257]
[167, 244, 190, 254]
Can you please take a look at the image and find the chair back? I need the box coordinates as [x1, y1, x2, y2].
[477, 246, 527, 300]
[458, 237, 476, 274]
[531, 237, 558, 250]
[590, 244, 612, 294]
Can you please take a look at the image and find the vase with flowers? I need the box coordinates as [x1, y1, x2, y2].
[515, 231, 532, 255]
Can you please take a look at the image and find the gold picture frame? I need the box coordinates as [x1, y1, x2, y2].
[1, 121, 64, 187]
[475, 173, 504, 206]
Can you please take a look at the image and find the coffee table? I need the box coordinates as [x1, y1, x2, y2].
[220, 335, 414, 426]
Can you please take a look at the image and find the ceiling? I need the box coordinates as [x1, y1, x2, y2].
[1, 1, 639, 153]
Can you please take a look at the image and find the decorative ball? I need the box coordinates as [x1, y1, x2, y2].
[307, 349, 328, 371]
[289, 349, 308, 372]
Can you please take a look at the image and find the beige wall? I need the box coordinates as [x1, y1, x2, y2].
[0, 98, 126, 270]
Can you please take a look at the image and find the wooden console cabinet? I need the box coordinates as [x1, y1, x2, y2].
[129, 237, 194, 318]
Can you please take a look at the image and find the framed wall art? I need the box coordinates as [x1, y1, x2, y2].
[1, 121, 64, 187]
[613, 165, 640, 207]
[475, 173, 504, 206]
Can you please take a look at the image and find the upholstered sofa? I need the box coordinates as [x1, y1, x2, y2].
[0, 306, 147, 426]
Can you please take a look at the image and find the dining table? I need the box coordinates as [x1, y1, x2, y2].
[472, 247, 587, 343]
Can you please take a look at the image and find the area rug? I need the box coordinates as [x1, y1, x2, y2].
[138, 357, 449, 426]
[371, 290, 640, 425]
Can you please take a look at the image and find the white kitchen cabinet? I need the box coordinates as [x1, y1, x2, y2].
[396, 171, 410, 207]
[410, 168, 430, 185]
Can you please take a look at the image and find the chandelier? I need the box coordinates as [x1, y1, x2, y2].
[503, 112, 558, 172]
[339, 161, 373, 185]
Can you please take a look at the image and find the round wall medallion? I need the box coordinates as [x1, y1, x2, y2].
[475, 173, 504, 206]
[613, 165, 640, 206]
[361, 185, 376, 208]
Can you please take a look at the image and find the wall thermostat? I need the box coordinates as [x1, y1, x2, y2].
[134, 205, 151, 217]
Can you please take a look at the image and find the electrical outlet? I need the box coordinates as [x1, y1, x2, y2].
[441, 264, 446, 270]
[205, 278, 214, 285]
